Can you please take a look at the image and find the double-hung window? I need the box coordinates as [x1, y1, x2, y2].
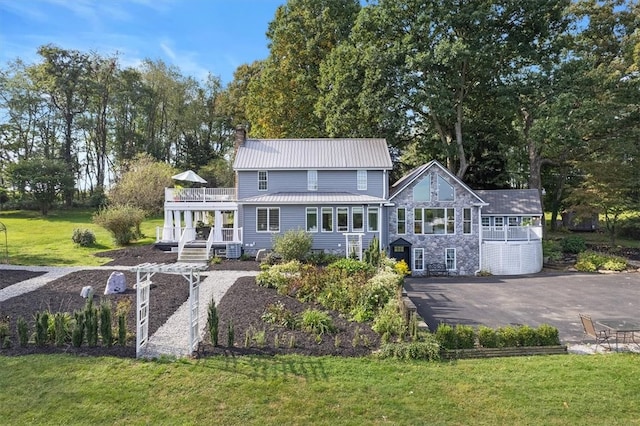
[397, 208, 406, 234]
[337, 207, 349, 232]
[352, 207, 364, 231]
[413, 248, 424, 271]
[445, 248, 456, 270]
[357, 170, 367, 190]
[463, 208, 472, 234]
[367, 207, 379, 232]
[321, 207, 333, 232]
[307, 170, 318, 191]
[256, 207, 279, 232]
[306, 207, 318, 232]
[258, 171, 268, 191]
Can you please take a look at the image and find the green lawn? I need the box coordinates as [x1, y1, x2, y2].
[1, 353, 639, 425]
[0, 209, 163, 266]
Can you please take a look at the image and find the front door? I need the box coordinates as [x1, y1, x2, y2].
[391, 244, 411, 267]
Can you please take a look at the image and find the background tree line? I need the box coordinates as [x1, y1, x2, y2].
[1, 0, 638, 237]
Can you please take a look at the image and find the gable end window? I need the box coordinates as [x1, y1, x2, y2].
[256, 207, 279, 232]
[357, 170, 367, 190]
[437, 175, 454, 201]
[308, 170, 318, 191]
[258, 171, 268, 191]
[413, 177, 430, 202]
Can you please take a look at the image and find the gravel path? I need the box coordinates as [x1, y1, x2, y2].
[139, 270, 258, 358]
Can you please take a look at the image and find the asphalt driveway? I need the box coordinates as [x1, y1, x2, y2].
[405, 271, 640, 344]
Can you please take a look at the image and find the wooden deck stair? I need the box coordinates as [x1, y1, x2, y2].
[178, 242, 211, 263]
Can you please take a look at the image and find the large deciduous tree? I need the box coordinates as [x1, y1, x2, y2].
[318, 0, 569, 178]
[246, 0, 360, 138]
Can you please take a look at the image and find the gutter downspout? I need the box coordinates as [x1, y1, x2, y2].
[475, 205, 483, 276]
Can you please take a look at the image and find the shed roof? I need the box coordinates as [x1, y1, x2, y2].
[233, 138, 393, 170]
[239, 192, 387, 205]
[475, 189, 542, 215]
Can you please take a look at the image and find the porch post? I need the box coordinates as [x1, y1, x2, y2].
[162, 210, 173, 241]
[173, 210, 181, 242]
[214, 210, 223, 241]
[185, 211, 195, 240]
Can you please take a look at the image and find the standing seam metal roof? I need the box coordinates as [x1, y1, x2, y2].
[233, 138, 393, 170]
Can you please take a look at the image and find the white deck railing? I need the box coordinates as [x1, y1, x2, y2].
[165, 187, 236, 202]
[482, 226, 542, 242]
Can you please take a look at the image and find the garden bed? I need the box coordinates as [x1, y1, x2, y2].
[440, 345, 568, 360]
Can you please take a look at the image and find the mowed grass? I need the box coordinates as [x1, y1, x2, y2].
[0, 210, 163, 266]
[1, 353, 639, 425]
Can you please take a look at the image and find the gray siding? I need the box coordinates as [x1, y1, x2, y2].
[387, 163, 481, 276]
[238, 169, 386, 199]
[242, 204, 381, 256]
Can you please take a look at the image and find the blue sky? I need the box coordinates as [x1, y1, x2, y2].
[0, 0, 285, 85]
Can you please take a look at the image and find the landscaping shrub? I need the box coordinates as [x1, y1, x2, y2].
[351, 269, 402, 322]
[16, 316, 29, 347]
[327, 258, 375, 277]
[99, 301, 113, 347]
[560, 235, 586, 254]
[227, 320, 235, 347]
[207, 300, 219, 346]
[435, 323, 456, 349]
[300, 309, 335, 336]
[575, 251, 627, 272]
[72, 228, 96, 247]
[93, 205, 146, 246]
[372, 299, 406, 339]
[454, 325, 476, 349]
[256, 260, 301, 290]
[84, 299, 99, 347]
[306, 251, 341, 266]
[72, 310, 85, 347]
[0, 317, 9, 347]
[394, 259, 411, 276]
[536, 324, 560, 346]
[272, 229, 312, 262]
[377, 333, 441, 360]
[115, 299, 131, 346]
[35, 311, 49, 346]
[261, 301, 298, 329]
[542, 239, 562, 261]
[496, 326, 519, 348]
[53, 312, 71, 347]
[617, 215, 640, 239]
[363, 236, 382, 267]
[517, 325, 539, 347]
[477, 325, 498, 348]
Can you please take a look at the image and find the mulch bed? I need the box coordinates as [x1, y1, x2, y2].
[0, 245, 380, 358]
[1, 270, 46, 290]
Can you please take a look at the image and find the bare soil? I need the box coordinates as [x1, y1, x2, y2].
[0, 245, 379, 358]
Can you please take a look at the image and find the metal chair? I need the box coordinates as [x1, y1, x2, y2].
[579, 314, 612, 351]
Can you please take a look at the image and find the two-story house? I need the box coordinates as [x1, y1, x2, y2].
[158, 133, 543, 275]
[233, 128, 393, 259]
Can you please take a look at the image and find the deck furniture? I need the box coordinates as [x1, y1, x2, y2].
[579, 314, 612, 351]
[596, 318, 640, 351]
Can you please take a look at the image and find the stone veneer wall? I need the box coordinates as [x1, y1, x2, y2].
[388, 168, 481, 276]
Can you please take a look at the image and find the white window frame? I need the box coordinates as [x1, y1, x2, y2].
[397, 207, 406, 234]
[307, 170, 318, 191]
[321, 207, 333, 232]
[357, 170, 367, 191]
[495, 217, 504, 229]
[367, 207, 379, 232]
[413, 248, 424, 271]
[416, 208, 455, 235]
[445, 248, 456, 270]
[337, 207, 349, 232]
[306, 207, 318, 232]
[508, 216, 519, 227]
[437, 174, 455, 201]
[413, 177, 430, 202]
[463, 208, 472, 234]
[256, 207, 279, 232]
[258, 171, 268, 191]
[481, 216, 490, 227]
[352, 207, 364, 232]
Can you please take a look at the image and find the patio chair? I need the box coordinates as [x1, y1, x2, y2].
[579, 313, 612, 351]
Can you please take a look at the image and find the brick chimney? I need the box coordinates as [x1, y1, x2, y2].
[234, 125, 246, 152]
